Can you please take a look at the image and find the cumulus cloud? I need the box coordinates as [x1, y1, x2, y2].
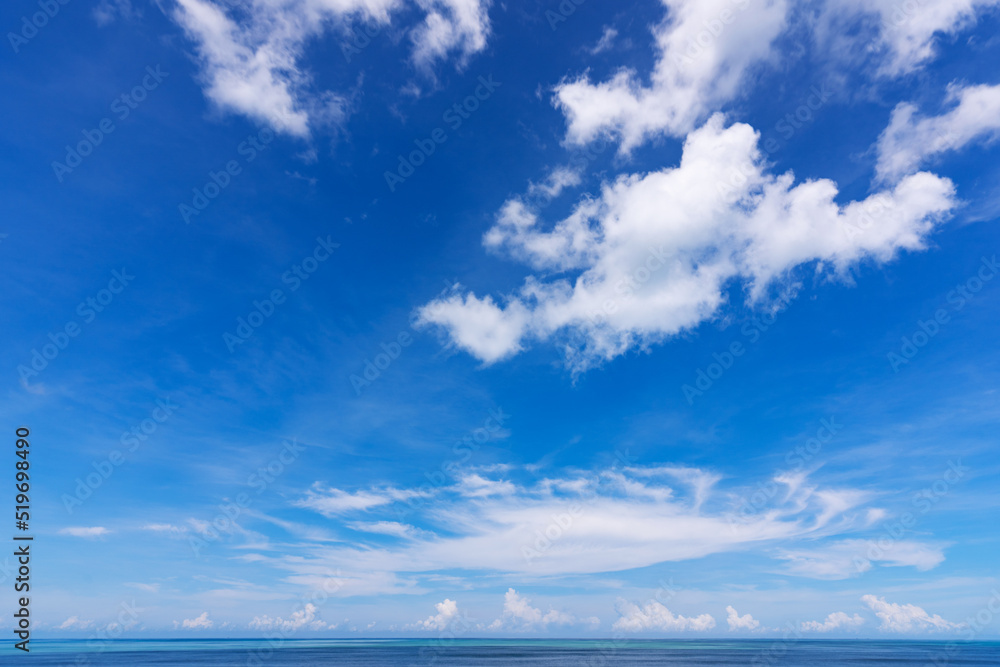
[58, 616, 94, 630]
[180, 611, 214, 629]
[612, 599, 716, 632]
[554, 0, 790, 151]
[488, 588, 577, 631]
[250, 603, 331, 631]
[59, 526, 111, 538]
[801, 611, 866, 632]
[822, 0, 1000, 76]
[418, 114, 956, 371]
[876, 82, 1000, 182]
[410, 0, 492, 70]
[776, 539, 947, 579]
[170, 0, 491, 136]
[726, 605, 760, 631]
[861, 595, 962, 633]
[415, 598, 460, 630]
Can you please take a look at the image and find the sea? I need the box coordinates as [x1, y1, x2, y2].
[1, 639, 998, 665]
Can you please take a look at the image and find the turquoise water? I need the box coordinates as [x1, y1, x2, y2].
[1, 639, 999, 665]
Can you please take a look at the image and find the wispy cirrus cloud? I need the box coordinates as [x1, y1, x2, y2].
[59, 526, 111, 538]
[295, 484, 431, 516]
[776, 539, 948, 580]
[248, 463, 947, 585]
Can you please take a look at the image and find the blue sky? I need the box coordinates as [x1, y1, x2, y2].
[2, 0, 1000, 640]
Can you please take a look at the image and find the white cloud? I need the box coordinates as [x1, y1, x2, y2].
[250, 603, 328, 631]
[861, 595, 962, 633]
[295, 483, 429, 516]
[488, 588, 577, 631]
[612, 599, 716, 632]
[347, 521, 421, 538]
[628, 466, 721, 511]
[524, 166, 583, 202]
[777, 539, 947, 579]
[126, 582, 162, 593]
[410, 0, 492, 70]
[59, 526, 110, 538]
[181, 611, 215, 629]
[725, 605, 760, 631]
[170, 0, 491, 136]
[415, 598, 459, 630]
[418, 114, 956, 371]
[801, 611, 866, 632]
[142, 523, 189, 537]
[822, 0, 1000, 76]
[58, 616, 94, 630]
[287, 464, 883, 578]
[93, 0, 136, 26]
[554, 0, 790, 151]
[172, 0, 319, 136]
[455, 473, 516, 497]
[590, 26, 618, 54]
[876, 82, 1000, 182]
[418, 292, 531, 364]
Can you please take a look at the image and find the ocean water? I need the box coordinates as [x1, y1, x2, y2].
[2, 639, 998, 666]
